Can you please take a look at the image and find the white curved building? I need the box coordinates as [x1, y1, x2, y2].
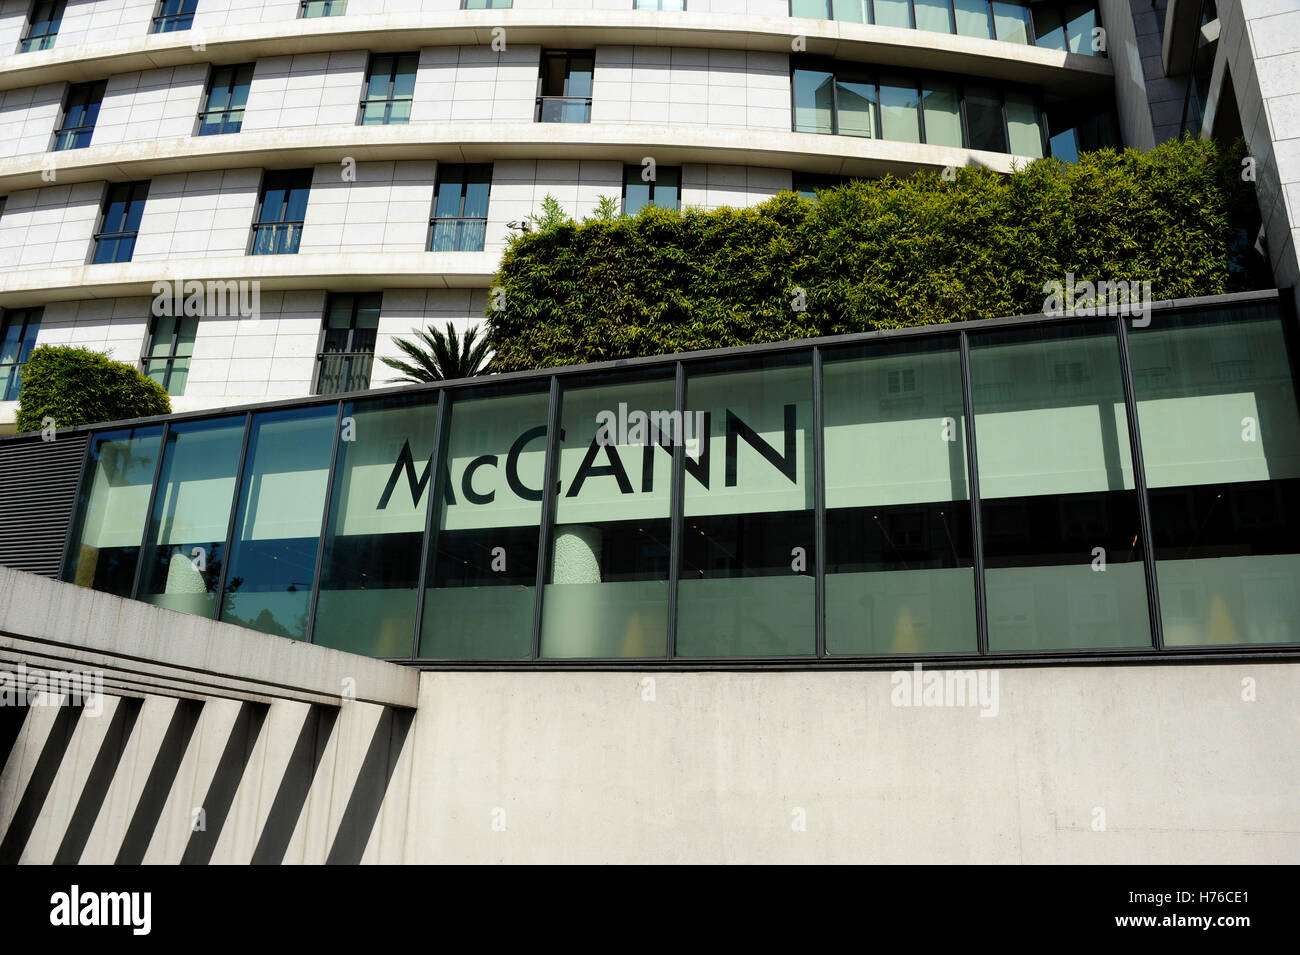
[0, 0, 1292, 428]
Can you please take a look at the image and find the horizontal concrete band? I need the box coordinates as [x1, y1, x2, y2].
[0, 250, 498, 307]
[0, 120, 1024, 194]
[0, 567, 420, 709]
[0, 11, 1113, 95]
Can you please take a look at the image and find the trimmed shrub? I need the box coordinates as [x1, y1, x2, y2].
[15, 345, 170, 432]
[487, 138, 1265, 372]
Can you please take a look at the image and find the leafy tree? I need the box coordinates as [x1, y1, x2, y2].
[16, 345, 170, 432]
[379, 321, 492, 383]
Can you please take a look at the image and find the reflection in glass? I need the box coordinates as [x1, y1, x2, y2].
[953, 0, 992, 37]
[420, 387, 550, 658]
[314, 394, 438, 657]
[220, 406, 335, 640]
[836, 76, 877, 138]
[138, 418, 244, 618]
[922, 82, 963, 148]
[1129, 305, 1300, 646]
[914, 0, 951, 33]
[793, 68, 835, 134]
[873, 0, 912, 28]
[541, 373, 675, 658]
[676, 356, 815, 657]
[992, 2, 1031, 44]
[971, 323, 1150, 650]
[1006, 90, 1043, 157]
[879, 78, 921, 143]
[65, 426, 163, 597]
[965, 85, 1007, 153]
[824, 338, 976, 654]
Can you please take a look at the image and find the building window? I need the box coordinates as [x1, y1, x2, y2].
[151, 0, 197, 32]
[315, 293, 380, 395]
[198, 63, 253, 135]
[537, 50, 594, 123]
[359, 52, 417, 126]
[300, 0, 346, 16]
[53, 80, 105, 151]
[250, 169, 311, 255]
[623, 164, 680, 214]
[19, 0, 64, 52]
[792, 172, 851, 199]
[463, 0, 512, 7]
[0, 308, 41, 401]
[92, 181, 149, 264]
[635, 0, 685, 8]
[429, 163, 491, 252]
[789, 0, 1102, 56]
[792, 60, 1052, 158]
[142, 314, 197, 396]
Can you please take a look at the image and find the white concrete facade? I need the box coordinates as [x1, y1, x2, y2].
[0, 0, 1289, 432]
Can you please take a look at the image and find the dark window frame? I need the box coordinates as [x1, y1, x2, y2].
[52, 80, 106, 151]
[358, 51, 419, 126]
[91, 180, 150, 265]
[141, 313, 198, 396]
[299, 0, 347, 17]
[248, 169, 313, 256]
[0, 307, 42, 401]
[536, 49, 595, 123]
[150, 0, 198, 33]
[313, 292, 382, 395]
[18, 0, 65, 53]
[196, 62, 255, 136]
[622, 163, 681, 214]
[428, 162, 492, 252]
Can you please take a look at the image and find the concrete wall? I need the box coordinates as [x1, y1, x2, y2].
[132, 167, 262, 259]
[95, 65, 209, 148]
[0, 82, 63, 159]
[0, 180, 103, 269]
[412, 44, 539, 125]
[243, 51, 370, 132]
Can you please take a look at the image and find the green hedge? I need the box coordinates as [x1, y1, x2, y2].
[487, 138, 1263, 372]
[16, 345, 170, 432]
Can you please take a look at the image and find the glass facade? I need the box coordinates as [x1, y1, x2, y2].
[59, 295, 1300, 663]
[793, 60, 1054, 158]
[791, 0, 1104, 56]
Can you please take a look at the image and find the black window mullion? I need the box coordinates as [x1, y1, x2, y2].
[530, 376, 563, 660]
[948, 0, 956, 32]
[666, 360, 686, 659]
[812, 346, 827, 658]
[916, 76, 927, 144]
[1115, 317, 1164, 650]
[304, 400, 346, 645]
[211, 412, 254, 621]
[129, 420, 170, 602]
[410, 389, 449, 658]
[958, 330, 988, 655]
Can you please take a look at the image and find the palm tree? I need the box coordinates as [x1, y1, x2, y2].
[380, 321, 492, 383]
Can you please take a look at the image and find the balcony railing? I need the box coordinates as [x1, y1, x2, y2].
[536, 96, 592, 123]
[151, 12, 195, 32]
[428, 217, 487, 252]
[52, 124, 95, 151]
[359, 98, 413, 126]
[197, 107, 245, 136]
[250, 222, 304, 256]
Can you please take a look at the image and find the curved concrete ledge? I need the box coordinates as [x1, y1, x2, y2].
[0, 11, 1112, 94]
[0, 120, 1027, 193]
[0, 250, 499, 307]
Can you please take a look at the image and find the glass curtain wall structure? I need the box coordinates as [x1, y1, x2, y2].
[60, 295, 1300, 661]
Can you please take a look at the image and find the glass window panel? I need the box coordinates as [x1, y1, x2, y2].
[921, 81, 963, 147]
[1033, 5, 1066, 50]
[836, 78, 876, 138]
[676, 356, 815, 657]
[1129, 305, 1300, 646]
[830, 0, 869, 23]
[879, 78, 921, 143]
[992, 1, 1031, 43]
[823, 338, 977, 654]
[873, 0, 912, 27]
[220, 406, 336, 640]
[792, 68, 835, 134]
[953, 0, 992, 37]
[914, 0, 952, 33]
[964, 85, 1007, 152]
[566, 55, 594, 97]
[791, 0, 829, 16]
[1006, 90, 1043, 157]
[138, 417, 245, 618]
[540, 372, 676, 658]
[65, 426, 163, 597]
[314, 393, 439, 657]
[970, 323, 1150, 651]
[1065, 2, 1097, 53]
[420, 386, 551, 658]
